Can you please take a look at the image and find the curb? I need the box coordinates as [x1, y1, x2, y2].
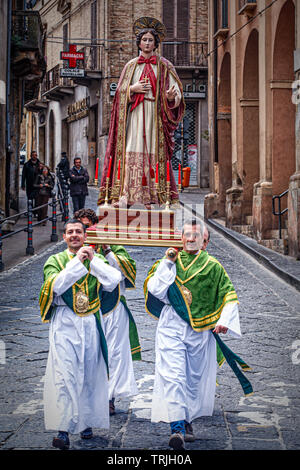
[180, 202, 300, 292]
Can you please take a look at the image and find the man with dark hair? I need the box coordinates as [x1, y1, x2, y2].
[39, 219, 122, 450]
[69, 157, 89, 214]
[21, 150, 40, 203]
[74, 208, 98, 228]
[144, 218, 252, 450]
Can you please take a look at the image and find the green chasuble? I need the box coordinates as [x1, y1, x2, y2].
[39, 249, 110, 375]
[98, 245, 141, 361]
[144, 250, 253, 396]
[144, 250, 239, 330]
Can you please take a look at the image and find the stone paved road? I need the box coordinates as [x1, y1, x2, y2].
[0, 213, 300, 452]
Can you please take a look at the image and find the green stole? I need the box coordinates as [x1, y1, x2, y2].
[99, 245, 141, 361]
[144, 251, 253, 396]
[39, 250, 110, 375]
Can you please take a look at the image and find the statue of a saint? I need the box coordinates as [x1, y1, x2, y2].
[98, 17, 185, 209]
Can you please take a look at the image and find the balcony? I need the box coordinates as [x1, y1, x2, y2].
[71, 46, 102, 86]
[41, 64, 74, 101]
[238, 1, 257, 17]
[11, 10, 46, 80]
[162, 42, 208, 69]
[213, 28, 229, 41]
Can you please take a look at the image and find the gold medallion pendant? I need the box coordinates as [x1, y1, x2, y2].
[75, 289, 89, 314]
[181, 285, 193, 306]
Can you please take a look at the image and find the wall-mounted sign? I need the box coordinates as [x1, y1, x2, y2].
[182, 81, 206, 99]
[183, 91, 206, 99]
[110, 82, 118, 96]
[60, 44, 84, 68]
[67, 96, 90, 123]
[60, 68, 85, 78]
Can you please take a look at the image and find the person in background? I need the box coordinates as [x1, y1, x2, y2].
[38, 161, 45, 174]
[21, 150, 40, 208]
[57, 152, 70, 189]
[69, 157, 89, 215]
[33, 165, 54, 225]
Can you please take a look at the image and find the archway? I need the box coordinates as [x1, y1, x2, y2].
[217, 52, 232, 215]
[272, 0, 295, 225]
[39, 125, 45, 162]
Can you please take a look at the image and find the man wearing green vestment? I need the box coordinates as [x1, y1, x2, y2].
[74, 209, 142, 416]
[39, 219, 122, 450]
[144, 219, 252, 450]
[98, 244, 141, 416]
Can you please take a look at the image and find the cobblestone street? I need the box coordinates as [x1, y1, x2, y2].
[0, 202, 300, 453]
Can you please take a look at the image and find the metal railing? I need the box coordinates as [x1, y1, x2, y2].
[77, 45, 101, 71]
[272, 189, 288, 239]
[41, 64, 73, 94]
[162, 41, 208, 67]
[0, 180, 69, 272]
[239, 0, 257, 9]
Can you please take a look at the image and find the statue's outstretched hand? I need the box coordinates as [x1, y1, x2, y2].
[166, 84, 178, 101]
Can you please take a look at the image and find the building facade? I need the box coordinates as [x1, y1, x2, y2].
[0, 0, 45, 217]
[27, 0, 209, 188]
[205, 0, 300, 258]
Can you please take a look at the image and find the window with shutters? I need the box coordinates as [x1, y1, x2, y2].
[62, 23, 69, 84]
[162, 0, 189, 66]
[91, 0, 97, 69]
[213, 0, 229, 40]
[63, 23, 68, 52]
[220, 0, 228, 29]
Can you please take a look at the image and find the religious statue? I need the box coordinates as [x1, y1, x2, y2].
[98, 17, 185, 209]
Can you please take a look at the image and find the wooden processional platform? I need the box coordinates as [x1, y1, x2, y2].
[86, 206, 183, 248]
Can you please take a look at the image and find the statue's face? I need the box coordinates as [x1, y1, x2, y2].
[139, 31, 156, 54]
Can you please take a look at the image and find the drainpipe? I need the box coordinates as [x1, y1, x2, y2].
[5, 0, 12, 217]
[213, 0, 218, 164]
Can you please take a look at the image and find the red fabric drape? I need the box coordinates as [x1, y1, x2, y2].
[130, 55, 157, 112]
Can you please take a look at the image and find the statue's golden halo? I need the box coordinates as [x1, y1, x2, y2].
[133, 17, 166, 42]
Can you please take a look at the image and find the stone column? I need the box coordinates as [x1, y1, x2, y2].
[252, 4, 273, 240]
[226, 186, 243, 227]
[252, 180, 273, 241]
[224, 3, 245, 228]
